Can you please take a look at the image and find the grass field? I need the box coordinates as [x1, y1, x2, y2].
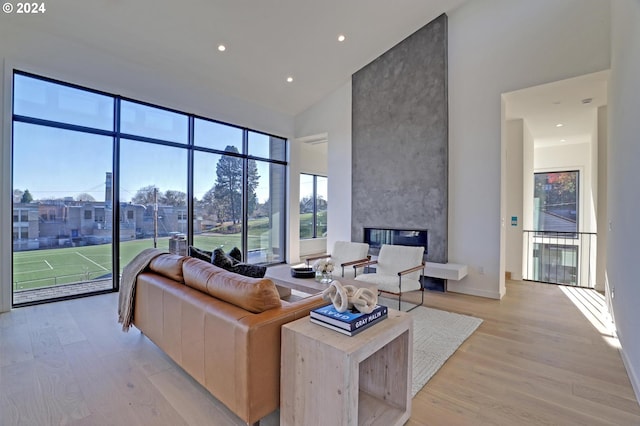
[12, 233, 262, 291]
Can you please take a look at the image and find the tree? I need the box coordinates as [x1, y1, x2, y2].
[21, 189, 33, 203]
[213, 149, 242, 223]
[132, 185, 161, 206]
[211, 146, 260, 224]
[199, 187, 224, 223]
[76, 193, 96, 202]
[163, 190, 186, 207]
[300, 196, 314, 214]
[247, 159, 260, 217]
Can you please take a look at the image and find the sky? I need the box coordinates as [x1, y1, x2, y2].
[14, 123, 275, 204]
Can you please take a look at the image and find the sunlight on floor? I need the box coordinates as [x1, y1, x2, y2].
[559, 285, 620, 348]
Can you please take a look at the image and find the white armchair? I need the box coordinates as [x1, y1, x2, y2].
[354, 244, 425, 311]
[305, 241, 370, 278]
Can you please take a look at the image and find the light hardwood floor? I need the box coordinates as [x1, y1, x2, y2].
[1, 280, 639, 425]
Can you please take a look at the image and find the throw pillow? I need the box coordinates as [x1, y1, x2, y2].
[229, 246, 242, 263]
[232, 263, 267, 279]
[189, 246, 213, 263]
[212, 248, 236, 269]
[212, 247, 267, 278]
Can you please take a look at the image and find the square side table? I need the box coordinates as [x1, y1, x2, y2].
[280, 309, 412, 426]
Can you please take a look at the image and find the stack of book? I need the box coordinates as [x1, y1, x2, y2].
[310, 304, 388, 336]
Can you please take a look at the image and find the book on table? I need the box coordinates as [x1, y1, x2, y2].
[309, 316, 387, 336]
[310, 304, 388, 332]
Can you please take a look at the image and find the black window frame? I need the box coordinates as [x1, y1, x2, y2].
[533, 170, 580, 235]
[11, 70, 289, 307]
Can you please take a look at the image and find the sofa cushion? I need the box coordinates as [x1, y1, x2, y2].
[148, 254, 186, 283]
[182, 258, 281, 313]
[182, 257, 223, 294]
[189, 246, 213, 263]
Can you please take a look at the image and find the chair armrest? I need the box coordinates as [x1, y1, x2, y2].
[352, 259, 377, 269]
[305, 253, 330, 266]
[340, 256, 371, 268]
[397, 262, 426, 276]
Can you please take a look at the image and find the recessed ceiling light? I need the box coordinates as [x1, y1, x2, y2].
[217, 44, 226, 52]
[560, 139, 567, 142]
[556, 123, 564, 127]
[337, 34, 346, 42]
[286, 76, 294, 83]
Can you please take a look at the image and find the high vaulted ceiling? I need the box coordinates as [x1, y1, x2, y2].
[3, 0, 468, 116]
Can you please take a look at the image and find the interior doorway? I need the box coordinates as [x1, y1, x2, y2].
[502, 70, 609, 291]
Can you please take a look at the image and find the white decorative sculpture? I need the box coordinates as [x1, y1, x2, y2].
[321, 280, 378, 314]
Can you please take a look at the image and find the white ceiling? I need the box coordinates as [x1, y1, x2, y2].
[16, 0, 469, 116]
[504, 71, 609, 147]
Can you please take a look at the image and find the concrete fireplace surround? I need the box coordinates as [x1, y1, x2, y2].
[351, 14, 448, 263]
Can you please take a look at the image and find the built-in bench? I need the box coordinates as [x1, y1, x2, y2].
[423, 262, 468, 291]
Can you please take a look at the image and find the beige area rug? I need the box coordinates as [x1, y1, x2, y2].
[379, 298, 483, 397]
[409, 306, 482, 396]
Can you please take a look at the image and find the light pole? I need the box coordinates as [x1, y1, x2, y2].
[153, 188, 158, 249]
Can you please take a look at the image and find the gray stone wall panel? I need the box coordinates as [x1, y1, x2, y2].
[352, 14, 448, 263]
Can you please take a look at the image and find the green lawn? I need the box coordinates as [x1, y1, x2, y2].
[12, 232, 263, 291]
[299, 211, 327, 239]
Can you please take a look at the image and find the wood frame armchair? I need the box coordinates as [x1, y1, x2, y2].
[353, 244, 425, 312]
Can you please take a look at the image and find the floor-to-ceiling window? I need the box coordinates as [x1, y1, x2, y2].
[12, 73, 116, 306]
[299, 173, 327, 239]
[11, 71, 288, 306]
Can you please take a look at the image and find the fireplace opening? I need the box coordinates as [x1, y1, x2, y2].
[363, 227, 428, 256]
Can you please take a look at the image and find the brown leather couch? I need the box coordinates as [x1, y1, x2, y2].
[132, 254, 325, 425]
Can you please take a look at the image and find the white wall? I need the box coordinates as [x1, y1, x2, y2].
[609, 0, 640, 403]
[0, 22, 294, 312]
[521, 122, 535, 281]
[505, 119, 524, 280]
[294, 81, 352, 254]
[446, 0, 610, 299]
[596, 105, 608, 292]
[522, 123, 535, 230]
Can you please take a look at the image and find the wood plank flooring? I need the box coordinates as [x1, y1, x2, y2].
[1, 280, 639, 425]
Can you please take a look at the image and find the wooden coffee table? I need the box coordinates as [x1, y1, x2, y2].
[265, 263, 378, 296]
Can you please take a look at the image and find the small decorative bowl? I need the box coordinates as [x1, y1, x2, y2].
[291, 267, 316, 279]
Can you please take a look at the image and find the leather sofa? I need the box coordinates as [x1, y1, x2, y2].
[132, 254, 325, 425]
